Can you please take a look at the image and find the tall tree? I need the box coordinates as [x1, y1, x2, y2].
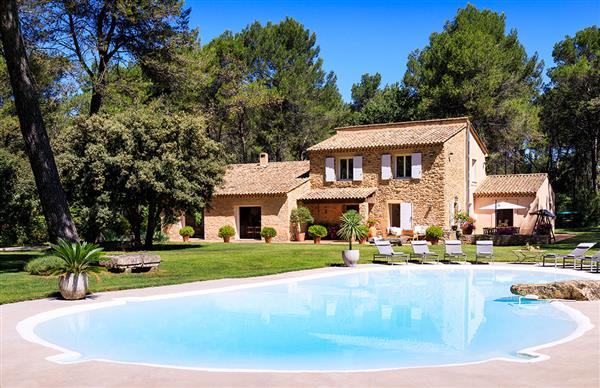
[350, 73, 382, 112]
[27, 0, 190, 115]
[349, 82, 416, 125]
[404, 4, 543, 173]
[541, 26, 600, 225]
[0, 0, 78, 242]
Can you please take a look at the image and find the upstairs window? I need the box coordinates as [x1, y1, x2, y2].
[395, 155, 412, 178]
[338, 157, 354, 180]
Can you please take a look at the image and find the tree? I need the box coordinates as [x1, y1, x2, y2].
[350, 82, 416, 125]
[26, 0, 190, 115]
[350, 73, 382, 112]
[540, 26, 600, 225]
[57, 105, 225, 248]
[404, 4, 543, 173]
[0, 0, 78, 243]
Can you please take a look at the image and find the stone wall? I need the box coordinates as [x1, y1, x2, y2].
[443, 129, 467, 228]
[308, 144, 449, 235]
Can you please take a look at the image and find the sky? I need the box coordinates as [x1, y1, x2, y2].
[185, 0, 600, 101]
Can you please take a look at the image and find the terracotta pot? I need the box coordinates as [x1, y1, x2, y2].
[342, 250, 360, 267]
[223, 236, 231, 243]
[296, 232, 306, 242]
[368, 226, 377, 238]
[59, 272, 88, 300]
[182, 235, 190, 242]
[265, 236, 272, 243]
[359, 238, 367, 245]
[313, 236, 321, 244]
[462, 227, 474, 235]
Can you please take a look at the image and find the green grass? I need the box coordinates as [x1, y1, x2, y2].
[1, 228, 598, 304]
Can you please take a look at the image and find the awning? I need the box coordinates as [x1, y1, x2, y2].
[479, 201, 527, 210]
[299, 187, 377, 201]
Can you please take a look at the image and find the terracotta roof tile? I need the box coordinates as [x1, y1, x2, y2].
[214, 161, 309, 196]
[307, 119, 468, 152]
[474, 174, 548, 197]
[300, 187, 377, 201]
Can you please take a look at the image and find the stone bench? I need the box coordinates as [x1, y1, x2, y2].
[100, 253, 161, 273]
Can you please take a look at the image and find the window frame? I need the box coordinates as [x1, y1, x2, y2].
[393, 154, 412, 179]
[337, 157, 354, 181]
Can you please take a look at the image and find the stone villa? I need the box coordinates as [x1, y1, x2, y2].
[166, 117, 554, 242]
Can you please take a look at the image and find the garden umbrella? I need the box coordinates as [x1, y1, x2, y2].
[479, 201, 527, 227]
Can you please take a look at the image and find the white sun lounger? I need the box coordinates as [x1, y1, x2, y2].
[474, 240, 494, 263]
[410, 241, 439, 264]
[373, 240, 408, 264]
[443, 240, 467, 263]
[542, 242, 595, 268]
[579, 250, 600, 272]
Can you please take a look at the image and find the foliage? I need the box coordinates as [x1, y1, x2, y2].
[153, 231, 169, 243]
[217, 225, 235, 238]
[403, 4, 543, 173]
[455, 211, 475, 229]
[357, 225, 369, 241]
[350, 73, 382, 111]
[49, 238, 104, 275]
[425, 226, 443, 240]
[337, 210, 367, 250]
[366, 218, 377, 227]
[290, 207, 314, 229]
[24, 256, 64, 276]
[349, 82, 416, 125]
[56, 105, 225, 247]
[179, 226, 195, 237]
[308, 224, 328, 238]
[540, 26, 600, 226]
[260, 227, 277, 238]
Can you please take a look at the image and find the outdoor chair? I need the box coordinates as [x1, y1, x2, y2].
[373, 240, 408, 265]
[579, 250, 600, 272]
[410, 241, 439, 264]
[474, 240, 494, 264]
[443, 240, 467, 263]
[542, 242, 595, 268]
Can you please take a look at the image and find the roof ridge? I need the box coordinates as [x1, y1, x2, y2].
[485, 173, 548, 177]
[335, 117, 470, 132]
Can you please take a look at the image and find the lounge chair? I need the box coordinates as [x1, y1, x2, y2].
[579, 250, 600, 272]
[474, 240, 494, 264]
[542, 242, 595, 268]
[410, 241, 439, 264]
[373, 240, 408, 264]
[443, 240, 467, 263]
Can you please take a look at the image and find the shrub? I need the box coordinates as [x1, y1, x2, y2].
[218, 225, 235, 238]
[366, 218, 377, 227]
[425, 226, 443, 240]
[260, 227, 277, 238]
[337, 210, 367, 250]
[25, 256, 64, 276]
[153, 231, 169, 242]
[49, 238, 104, 276]
[179, 226, 195, 237]
[290, 207, 314, 228]
[357, 225, 369, 240]
[308, 225, 328, 238]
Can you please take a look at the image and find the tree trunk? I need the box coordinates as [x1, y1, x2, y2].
[144, 201, 160, 249]
[89, 56, 107, 115]
[126, 207, 142, 248]
[0, 0, 78, 243]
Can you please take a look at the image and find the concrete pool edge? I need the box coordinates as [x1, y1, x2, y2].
[13, 264, 598, 374]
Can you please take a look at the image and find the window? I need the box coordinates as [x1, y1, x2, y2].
[338, 157, 354, 180]
[471, 159, 477, 180]
[395, 155, 412, 178]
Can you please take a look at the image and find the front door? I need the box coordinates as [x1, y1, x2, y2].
[239, 207, 261, 239]
[389, 202, 413, 230]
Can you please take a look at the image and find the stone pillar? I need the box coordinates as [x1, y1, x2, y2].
[359, 201, 369, 222]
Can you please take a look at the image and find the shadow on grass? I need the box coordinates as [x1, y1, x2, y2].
[99, 242, 209, 252]
[0, 253, 44, 273]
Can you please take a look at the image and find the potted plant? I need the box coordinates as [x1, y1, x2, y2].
[358, 225, 369, 244]
[456, 211, 475, 235]
[425, 225, 443, 245]
[366, 218, 378, 238]
[337, 210, 368, 267]
[49, 238, 104, 300]
[290, 207, 314, 242]
[260, 227, 277, 243]
[218, 225, 235, 243]
[179, 226, 194, 242]
[308, 225, 327, 244]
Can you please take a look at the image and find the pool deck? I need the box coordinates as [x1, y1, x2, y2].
[1, 264, 599, 387]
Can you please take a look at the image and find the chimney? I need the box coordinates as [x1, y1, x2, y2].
[259, 152, 269, 166]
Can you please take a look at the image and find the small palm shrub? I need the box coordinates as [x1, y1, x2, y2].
[308, 225, 328, 238]
[179, 226, 195, 237]
[357, 225, 369, 242]
[49, 238, 104, 277]
[337, 210, 367, 250]
[425, 226, 444, 242]
[218, 225, 235, 238]
[260, 227, 277, 239]
[25, 256, 64, 276]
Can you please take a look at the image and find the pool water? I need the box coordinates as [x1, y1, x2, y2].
[32, 268, 586, 371]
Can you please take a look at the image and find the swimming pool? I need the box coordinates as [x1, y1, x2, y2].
[18, 266, 594, 372]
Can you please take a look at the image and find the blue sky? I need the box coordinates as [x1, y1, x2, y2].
[185, 0, 600, 101]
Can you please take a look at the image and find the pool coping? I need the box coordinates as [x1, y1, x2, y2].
[0, 264, 600, 383]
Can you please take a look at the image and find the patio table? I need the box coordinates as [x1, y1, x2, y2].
[512, 249, 546, 264]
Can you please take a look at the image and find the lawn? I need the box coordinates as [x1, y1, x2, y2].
[1, 228, 598, 304]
